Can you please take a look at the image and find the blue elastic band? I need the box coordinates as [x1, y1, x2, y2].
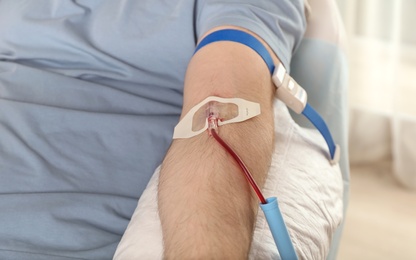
[195, 29, 275, 74]
[194, 29, 338, 161]
[302, 104, 337, 158]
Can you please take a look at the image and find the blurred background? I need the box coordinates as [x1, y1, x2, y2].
[334, 0, 416, 259]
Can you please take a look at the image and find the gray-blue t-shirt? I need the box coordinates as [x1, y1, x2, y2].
[0, 1, 305, 259]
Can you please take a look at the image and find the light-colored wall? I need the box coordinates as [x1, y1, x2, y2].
[335, 0, 416, 45]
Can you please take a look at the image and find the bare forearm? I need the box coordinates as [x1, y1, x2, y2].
[158, 28, 277, 259]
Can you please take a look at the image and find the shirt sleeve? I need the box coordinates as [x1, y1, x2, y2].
[196, 0, 307, 71]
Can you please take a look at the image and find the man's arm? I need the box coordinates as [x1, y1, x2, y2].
[158, 26, 280, 259]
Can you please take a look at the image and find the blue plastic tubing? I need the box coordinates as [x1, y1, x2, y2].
[260, 197, 298, 260]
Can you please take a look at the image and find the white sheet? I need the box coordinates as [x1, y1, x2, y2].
[114, 100, 343, 259]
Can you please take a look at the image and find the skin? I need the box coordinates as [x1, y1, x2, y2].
[158, 26, 281, 259]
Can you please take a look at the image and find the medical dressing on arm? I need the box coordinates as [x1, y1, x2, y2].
[173, 96, 260, 139]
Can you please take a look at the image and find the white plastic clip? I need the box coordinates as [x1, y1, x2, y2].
[272, 63, 307, 114]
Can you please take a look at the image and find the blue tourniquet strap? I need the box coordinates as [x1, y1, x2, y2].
[302, 104, 336, 159]
[194, 29, 338, 161]
[195, 29, 275, 74]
